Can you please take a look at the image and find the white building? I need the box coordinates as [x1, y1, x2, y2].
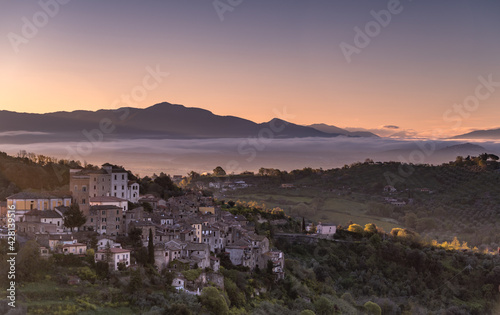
[95, 248, 131, 270]
[97, 238, 122, 250]
[316, 223, 336, 235]
[127, 182, 140, 203]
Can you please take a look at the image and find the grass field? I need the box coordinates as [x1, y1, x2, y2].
[16, 280, 135, 314]
[226, 190, 401, 232]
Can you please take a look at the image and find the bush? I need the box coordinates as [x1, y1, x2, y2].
[77, 266, 97, 283]
[364, 301, 382, 315]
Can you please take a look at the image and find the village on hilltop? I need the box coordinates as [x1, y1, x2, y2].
[1, 163, 289, 294]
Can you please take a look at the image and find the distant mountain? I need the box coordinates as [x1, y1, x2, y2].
[307, 123, 379, 138]
[451, 128, 500, 140]
[0, 102, 339, 143]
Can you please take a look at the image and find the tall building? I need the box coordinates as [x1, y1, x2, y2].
[102, 163, 129, 199]
[89, 169, 111, 198]
[70, 163, 138, 215]
[69, 169, 90, 215]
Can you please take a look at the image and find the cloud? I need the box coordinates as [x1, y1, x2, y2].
[0, 131, 52, 136]
[383, 125, 400, 129]
[3, 137, 497, 176]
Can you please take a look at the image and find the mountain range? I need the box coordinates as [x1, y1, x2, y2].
[451, 128, 500, 140]
[0, 102, 377, 143]
[1, 102, 498, 143]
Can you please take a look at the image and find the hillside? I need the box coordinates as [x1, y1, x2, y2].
[0, 151, 81, 199]
[2, 223, 499, 314]
[195, 157, 500, 248]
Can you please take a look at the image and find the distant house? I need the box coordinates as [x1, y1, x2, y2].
[45, 234, 77, 251]
[62, 243, 87, 255]
[97, 238, 122, 250]
[39, 247, 51, 259]
[316, 222, 336, 235]
[85, 205, 123, 235]
[210, 256, 220, 272]
[262, 250, 285, 280]
[7, 191, 72, 222]
[90, 196, 128, 212]
[95, 248, 131, 270]
[172, 275, 186, 291]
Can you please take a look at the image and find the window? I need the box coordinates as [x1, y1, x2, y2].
[94, 185, 96, 190]
[116, 225, 119, 229]
[74, 185, 78, 191]
[116, 217, 119, 221]
[82, 198, 86, 204]
[91, 218, 93, 223]
[94, 177, 96, 182]
[114, 185, 117, 190]
[122, 174, 125, 180]
[102, 218, 106, 222]
[114, 193, 117, 197]
[121, 185, 124, 190]
[102, 210, 105, 215]
[82, 186, 87, 192]
[114, 175, 117, 180]
[121, 193, 124, 197]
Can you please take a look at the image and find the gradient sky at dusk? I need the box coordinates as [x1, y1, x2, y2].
[1, 0, 500, 138]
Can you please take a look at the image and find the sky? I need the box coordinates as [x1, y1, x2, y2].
[1, 0, 500, 138]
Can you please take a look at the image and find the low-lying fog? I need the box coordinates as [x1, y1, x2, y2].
[1, 137, 499, 176]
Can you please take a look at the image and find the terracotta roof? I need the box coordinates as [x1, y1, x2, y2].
[96, 248, 130, 254]
[26, 210, 62, 219]
[7, 191, 72, 200]
[63, 243, 86, 247]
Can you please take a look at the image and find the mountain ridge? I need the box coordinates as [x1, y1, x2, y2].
[0, 102, 365, 142]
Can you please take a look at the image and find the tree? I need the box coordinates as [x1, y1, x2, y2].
[200, 287, 229, 315]
[142, 202, 153, 213]
[364, 301, 382, 315]
[314, 296, 334, 315]
[148, 228, 155, 266]
[63, 203, 86, 232]
[347, 224, 364, 234]
[104, 241, 112, 265]
[17, 240, 46, 282]
[364, 223, 378, 234]
[213, 166, 226, 176]
[89, 234, 98, 250]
